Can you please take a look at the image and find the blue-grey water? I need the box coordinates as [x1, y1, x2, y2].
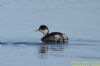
[0, 40, 100, 66]
[0, 0, 100, 66]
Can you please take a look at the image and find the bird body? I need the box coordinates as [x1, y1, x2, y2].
[36, 25, 68, 43]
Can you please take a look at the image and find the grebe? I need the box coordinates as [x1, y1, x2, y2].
[35, 25, 68, 43]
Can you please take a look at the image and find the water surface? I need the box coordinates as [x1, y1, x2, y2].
[0, 0, 100, 66]
[0, 39, 100, 66]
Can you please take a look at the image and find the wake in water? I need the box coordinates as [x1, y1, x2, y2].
[0, 38, 100, 46]
[70, 38, 100, 42]
[0, 38, 100, 61]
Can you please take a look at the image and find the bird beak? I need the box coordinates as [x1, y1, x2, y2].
[35, 29, 39, 31]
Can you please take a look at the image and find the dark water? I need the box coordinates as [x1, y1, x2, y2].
[0, 39, 100, 66]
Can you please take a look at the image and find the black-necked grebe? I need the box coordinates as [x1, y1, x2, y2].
[35, 25, 68, 43]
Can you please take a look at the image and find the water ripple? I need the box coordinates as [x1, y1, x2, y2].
[70, 39, 100, 42]
[78, 56, 100, 59]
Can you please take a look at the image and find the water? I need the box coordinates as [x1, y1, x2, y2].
[0, 40, 100, 66]
[0, 0, 100, 66]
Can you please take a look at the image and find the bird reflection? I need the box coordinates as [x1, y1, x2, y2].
[38, 43, 67, 59]
[38, 45, 48, 53]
